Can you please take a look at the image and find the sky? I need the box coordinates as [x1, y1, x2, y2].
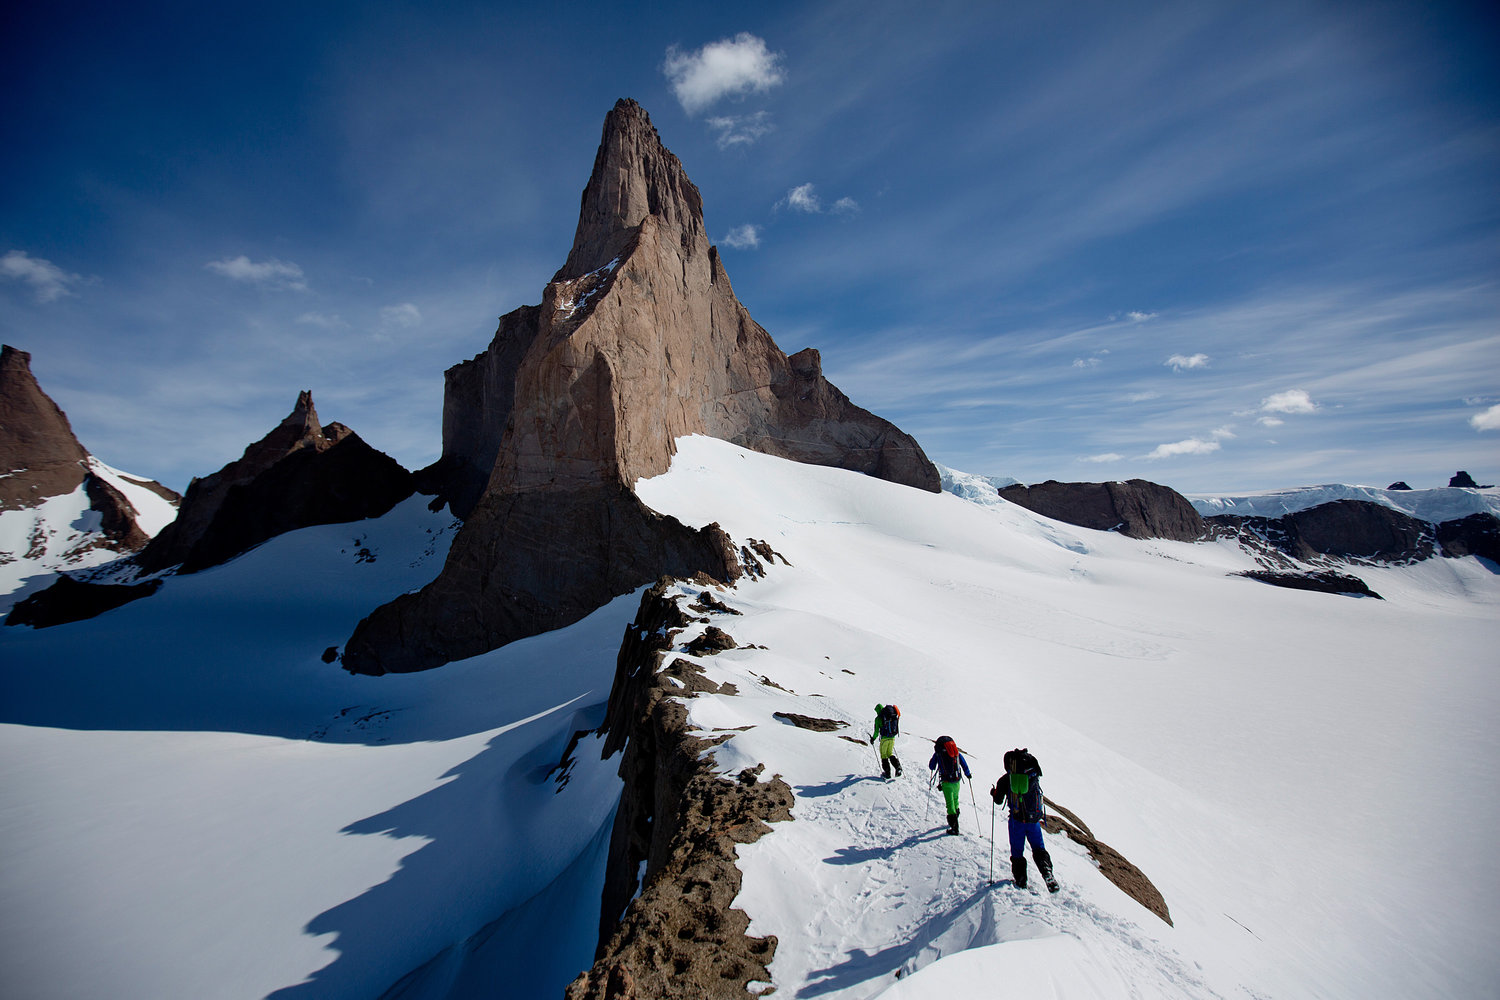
[2, 0, 1497, 494]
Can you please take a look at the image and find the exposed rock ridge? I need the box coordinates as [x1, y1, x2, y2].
[347, 99, 939, 674]
[1, 344, 89, 510]
[136, 392, 413, 574]
[567, 581, 792, 1000]
[998, 479, 1207, 541]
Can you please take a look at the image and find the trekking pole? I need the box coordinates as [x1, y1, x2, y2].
[989, 798, 996, 883]
[967, 775, 979, 811]
[926, 770, 935, 818]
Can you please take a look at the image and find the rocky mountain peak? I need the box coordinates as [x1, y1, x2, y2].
[555, 97, 706, 281]
[0, 343, 89, 509]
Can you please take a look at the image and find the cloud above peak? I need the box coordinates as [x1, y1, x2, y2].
[1, 249, 83, 302]
[663, 33, 784, 115]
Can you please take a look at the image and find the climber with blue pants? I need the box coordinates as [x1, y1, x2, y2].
[991, 747, 1059, 892]
[928, 735, 971, 835]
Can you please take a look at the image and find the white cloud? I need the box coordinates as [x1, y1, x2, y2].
[1165, 352, 1210, 372]
[296, 311, 348, 329]
[1126, 391, 1162, 402]
[1145, 436, 1222, 460]
[206, 255, 307, 291]
[721, 224, 761, 250]
[663, 33, 784, 115]
[380, 303, 422, 328]
[1127, 310, 1157, 322]
[784, 183, 821, 213]
[1471, 403, 1500, 431]
[1260, 388, 1318, 414]
[1, 249, 82, 302]
[707, 111, 773, 149]
[830, 196, 860, 215]
[1072, 357, 1102, 369]
[1081, 452, 1123, 463]
[1257, 415, 1284, 427]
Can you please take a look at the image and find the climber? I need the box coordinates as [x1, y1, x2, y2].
[928, 735, 971, 835]
[991, 747, 1059, 892]
[871, 704, 904, 779]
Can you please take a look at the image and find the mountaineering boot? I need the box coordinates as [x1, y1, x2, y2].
[881, 757, 892, 780]
[892, 756, 903, 777]
[1034, 849, 1060, 893]
[1011, 856, 1028, 889]
[947, 813, 959, 835]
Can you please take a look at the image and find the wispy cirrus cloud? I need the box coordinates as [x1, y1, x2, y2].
[721, 225, 761, 250]
[663, 33, 784, 115]
[296, 311, 348, 329]
[380, 303, 422, 329]
[1, 249, 83, 302]
[707, 111, 774, 149]
[1166, 353, 1209, 372]
[206, 256, 307, 291]
[1081, 452, 1123, 463]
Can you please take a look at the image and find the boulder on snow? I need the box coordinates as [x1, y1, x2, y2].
[997, 479, 1207, 541]
[1234, 569, 1383, 599]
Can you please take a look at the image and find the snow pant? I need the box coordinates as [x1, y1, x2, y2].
[1008, 819, 1045, 858]
[941, 780, 961, 816]
[878, 738, 901, 777]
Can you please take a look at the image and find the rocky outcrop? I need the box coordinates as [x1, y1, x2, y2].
[567, 582, 792, 1000]
[1436, 512, 1500, 564]
[1207, 500, 1435, 565]
[7, 575, 163, 628]
[1043, 798, 1171, 926]
[1, 344, 179, 561]
[997, 479, 1207, 541]
[1, 344, 89, 510]
[345, 99, 938, 674]
[1235, 569, 1383, 599]
[136, 392, 412, 574]
[1449, 471, 1479, 489]
[1387, 481, 1412, 491]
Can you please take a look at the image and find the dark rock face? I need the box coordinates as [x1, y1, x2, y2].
[1387, 481, 1412, 491]
[997, 479, 1206, 541]
[350, 99, 937, 674]
[137, 392, 412, 573]
[1, 344, 89, 510]
[567, 583, 791, 1000]
[1437, 513, 1500, 564]
[1449, 471, 1479, 488]
[7, 575, 163, 628]
[1207, 500, 1434, 564]
[82, 473, 151, 552]
[342, 485, 738, 674]
[1043, 798, 1171, 925]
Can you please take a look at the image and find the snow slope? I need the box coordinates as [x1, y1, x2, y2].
[0, 456, 180, 612]
[637, 436, 1500, 999]
[1187, 482, 1500, 523]
[0, 496, 628, 1000]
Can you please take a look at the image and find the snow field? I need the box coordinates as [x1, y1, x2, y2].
[636, 435, 1500, 998]
[0, 495, 632, 1000]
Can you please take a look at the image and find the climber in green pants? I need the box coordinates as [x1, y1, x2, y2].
[928, 735, 972, 835]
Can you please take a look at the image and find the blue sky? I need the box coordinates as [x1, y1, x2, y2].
[3, 0, 1497, 494]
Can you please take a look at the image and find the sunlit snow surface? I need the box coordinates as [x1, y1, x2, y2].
[1187, 482, 1500, 522]
[2, 442, 1497, 1000]
[637, 436, 1500, 1000]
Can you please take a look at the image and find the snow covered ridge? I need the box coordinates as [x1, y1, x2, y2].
[0, 457, 179, 613]
[1187, 482, 1500, 523]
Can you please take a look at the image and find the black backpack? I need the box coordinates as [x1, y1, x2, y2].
[1003, 747, 1041, 777]
[879, 704, 900, 738]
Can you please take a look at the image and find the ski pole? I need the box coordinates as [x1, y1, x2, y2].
[967, 775, 979, 811]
